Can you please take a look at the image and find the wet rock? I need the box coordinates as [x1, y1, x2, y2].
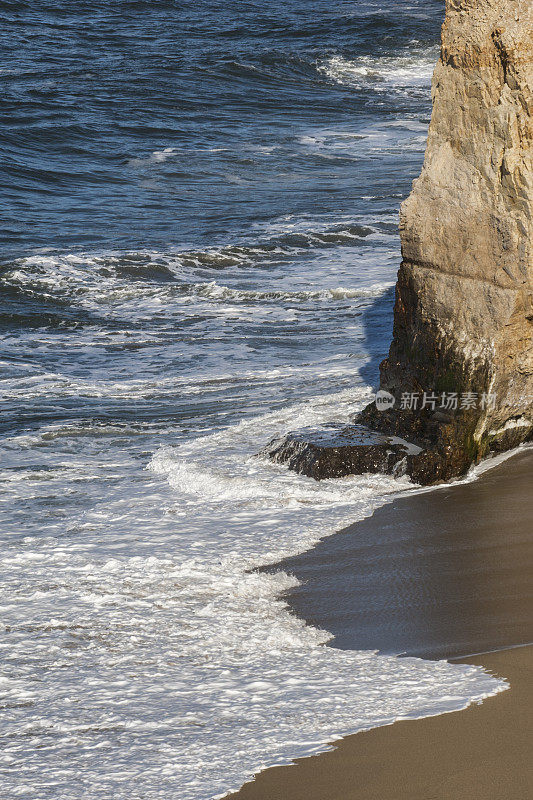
[262, 423, 422, 481]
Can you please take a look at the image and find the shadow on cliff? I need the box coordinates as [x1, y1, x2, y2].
[357, 285, 395, 392]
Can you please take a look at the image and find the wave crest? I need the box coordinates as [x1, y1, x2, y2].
[318, 50, 437, 91]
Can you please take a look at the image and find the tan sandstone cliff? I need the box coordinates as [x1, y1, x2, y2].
[266, 0, 533, 484]
[362, 0, 533, 480]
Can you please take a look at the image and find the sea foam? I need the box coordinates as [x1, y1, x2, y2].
[0, 383, 506, 800]
[0, 219, 505, 800]
[318, 49, 438, 92]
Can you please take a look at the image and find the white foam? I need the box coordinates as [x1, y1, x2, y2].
[0, 213, 506, 799]
[0, 384, 507, 800]
[318, 49, 438, 91]
[193, 279, 393, 303]
[299, 119, 429, 159]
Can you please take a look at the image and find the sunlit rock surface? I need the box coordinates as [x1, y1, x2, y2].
[361, 0, 533, 482]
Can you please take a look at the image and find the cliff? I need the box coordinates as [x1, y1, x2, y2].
[361, 0, 533, 481]
[265, 0, 533, 484]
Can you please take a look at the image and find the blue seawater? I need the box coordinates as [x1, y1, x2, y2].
[0, 3, 505, 799]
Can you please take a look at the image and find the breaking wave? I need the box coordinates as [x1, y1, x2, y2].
[318, 49, 438, 92]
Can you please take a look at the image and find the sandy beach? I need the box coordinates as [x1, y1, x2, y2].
[228, 448, 533, 799]
[272, 447, 533, 660]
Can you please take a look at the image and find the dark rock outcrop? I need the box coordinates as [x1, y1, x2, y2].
[262, 424, 421, 481]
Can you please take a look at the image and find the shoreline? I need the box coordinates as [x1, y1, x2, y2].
[227, 447, 533, 798]
[267, 446, 533, 660]
[227, 644, 533, 800]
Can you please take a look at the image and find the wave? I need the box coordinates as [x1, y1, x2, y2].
[1, 261, 393, 327]
[0, 338, 507, 800]
[192, 279, 393, 303]
[144, 388, 506, 798]
[318, 48, 438, 91]
[1, 187, 503, 800]
[0, 356, 372, 402]
[0, 216, 395, 317]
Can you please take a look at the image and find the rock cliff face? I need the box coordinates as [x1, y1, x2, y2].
[265, 0, 533, 484]
[362, 0, 533, 481]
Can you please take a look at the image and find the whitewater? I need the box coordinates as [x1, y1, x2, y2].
[0, 224, 505, 800]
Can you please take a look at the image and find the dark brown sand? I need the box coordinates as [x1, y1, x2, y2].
[227, 448, 533, 799]
[228, 645, 533, 800]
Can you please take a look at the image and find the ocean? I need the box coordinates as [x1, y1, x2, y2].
[0, 2, 504, 799]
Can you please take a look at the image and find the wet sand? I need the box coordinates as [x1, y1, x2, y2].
[227, 448, 533, 799]
[270, 447, 533, 659]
